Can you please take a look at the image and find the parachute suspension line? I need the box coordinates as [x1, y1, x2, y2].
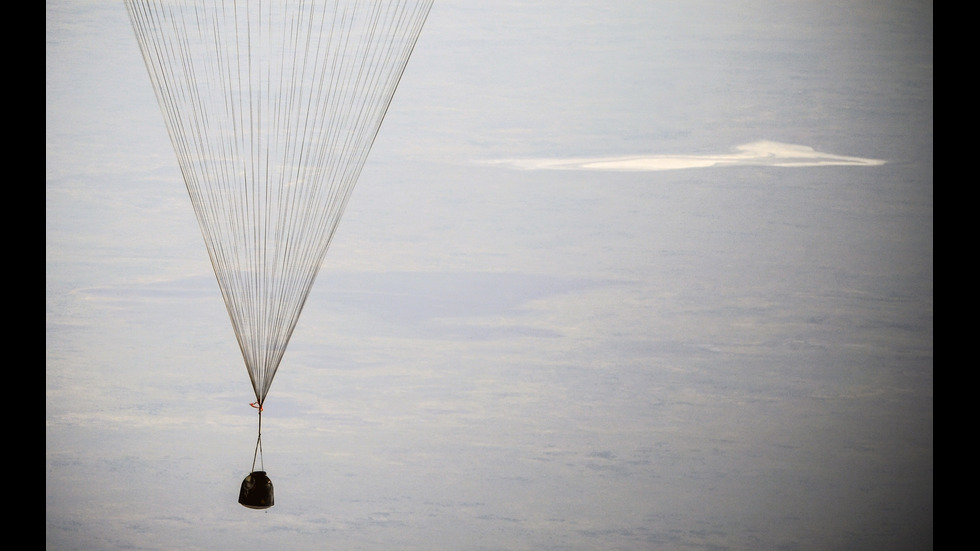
[125, 0, 434, 407]
[250, 402, 265, 473]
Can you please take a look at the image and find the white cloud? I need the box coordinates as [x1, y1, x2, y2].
[491, 141, 887, 171]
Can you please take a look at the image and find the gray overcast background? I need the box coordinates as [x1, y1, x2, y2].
[47, 1, 932, 550]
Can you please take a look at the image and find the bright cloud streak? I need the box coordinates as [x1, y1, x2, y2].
[492, 141, 887, 171]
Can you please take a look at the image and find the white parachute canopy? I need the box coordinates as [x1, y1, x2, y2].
[125, 0, 433, 406]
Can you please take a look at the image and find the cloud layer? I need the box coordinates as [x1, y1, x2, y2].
[493, 141, 887, 171]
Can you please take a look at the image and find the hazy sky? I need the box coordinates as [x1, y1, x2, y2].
[47, 1, 932, 550]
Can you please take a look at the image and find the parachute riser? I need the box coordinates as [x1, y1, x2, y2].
[251, 402, 265, 473]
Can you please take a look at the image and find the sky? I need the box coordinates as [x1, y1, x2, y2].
[47, 1, 932, 550]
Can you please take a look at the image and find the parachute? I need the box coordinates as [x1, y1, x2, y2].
[124, 0, 434, 507]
